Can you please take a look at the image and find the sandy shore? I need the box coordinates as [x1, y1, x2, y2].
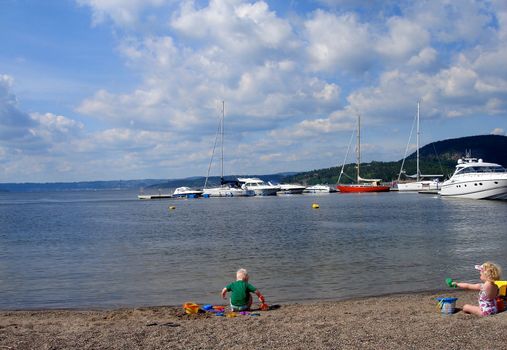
[1, 290, 506, 349]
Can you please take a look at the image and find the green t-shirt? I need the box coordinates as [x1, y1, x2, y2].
[226, 280, 257, 306]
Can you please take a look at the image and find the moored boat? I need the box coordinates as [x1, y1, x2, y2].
[337, 181, 390, 193]
[173, 187, 203, 198]
[439, 156, 507, 200]
[336, 115, 391, 193]
[237, 177, 280, 196]
[202, 101, 254, 197]
[203, 180, 254, 197]
[393, 101, 443, 191]
[277, 183, 306, 195]
[304, 184, 336, 193]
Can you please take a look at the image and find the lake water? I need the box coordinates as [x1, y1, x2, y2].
[0, 190, 505, 310]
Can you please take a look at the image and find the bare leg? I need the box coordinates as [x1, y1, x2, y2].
[462, 304, 483, 316]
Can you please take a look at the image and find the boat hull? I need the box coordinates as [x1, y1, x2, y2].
[203, 187, 255, 197]
[277, 184, 306, 195]
[394, 181, 441, 191]
[277, 189, 304, 195]
[251, 188, 279, 196]
[439, 178, 507, 199]
[304, 185, 336, 193]
[337, 185, 391, 193]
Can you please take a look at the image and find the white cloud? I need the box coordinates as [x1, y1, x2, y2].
[305, 10, 375, 73]
[407, 47, 437, 69]
[0, 75, 39, 143]
[376, 17, 430, 63]
[491, 127, 505, 135]
[76, 0, 169, 26]
[411, 0, 494, 45]
[171, 0, 294, 55]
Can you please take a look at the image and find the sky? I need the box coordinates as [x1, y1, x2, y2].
[1, 0, 507, 183]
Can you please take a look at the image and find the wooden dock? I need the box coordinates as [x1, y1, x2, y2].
[138, 194, 173, 200]
[418, 190, 440, 195]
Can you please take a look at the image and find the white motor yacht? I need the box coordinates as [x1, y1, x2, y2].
[203, 180, 254, 197]
[173, 187, 203, 198]
[303, 184, 336, 193]
[237, 177, 280, 196]
[277, 184, 306, 195]
[439, 157, 507, 199]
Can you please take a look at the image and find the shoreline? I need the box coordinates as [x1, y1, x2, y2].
[2, 290, 506, 349]
[0, 287, 456, 312]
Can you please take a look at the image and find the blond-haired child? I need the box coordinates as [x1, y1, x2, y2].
[221, 268, 265, 311]
[451, 262, 501, 316]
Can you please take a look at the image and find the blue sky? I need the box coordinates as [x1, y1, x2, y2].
[1, 0, 506, 182]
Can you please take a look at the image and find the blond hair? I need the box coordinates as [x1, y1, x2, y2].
[236, 268, 248, 281]
[481, 262, 501, 281]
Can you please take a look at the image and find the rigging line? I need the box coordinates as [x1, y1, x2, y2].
[341, 172, 356, 182]
[337, 122, 357, 184]
[432, 142, 445, 176]
[204, 105, 223, 189]
[398, 112, 417, 181]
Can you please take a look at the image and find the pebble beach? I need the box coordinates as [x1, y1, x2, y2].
[1, 289, 506, 349]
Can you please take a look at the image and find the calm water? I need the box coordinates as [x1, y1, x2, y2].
[0, 190, 505, 310]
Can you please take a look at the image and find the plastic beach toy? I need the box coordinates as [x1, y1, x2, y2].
[183, 302, 200, 314]
[312, 203, 320, 209]
[202, 304, 213, 311]
[495, 281, 507, 297]
[436, 297, 458, 314]
[445, 278, 457, 288]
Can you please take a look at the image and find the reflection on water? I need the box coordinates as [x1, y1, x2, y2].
[0, 191, 505, 309]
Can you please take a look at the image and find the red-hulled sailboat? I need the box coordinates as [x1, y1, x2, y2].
[336, 115, 391, 193]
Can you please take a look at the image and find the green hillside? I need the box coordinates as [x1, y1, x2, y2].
[282, 135, 507, 185]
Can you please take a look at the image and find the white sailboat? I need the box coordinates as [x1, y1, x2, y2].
[203, 101, 254, 197]
[393, 101, 443, 191]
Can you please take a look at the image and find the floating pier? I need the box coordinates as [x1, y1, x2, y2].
[138, 194, 173, 200]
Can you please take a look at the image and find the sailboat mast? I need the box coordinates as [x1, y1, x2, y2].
[416, 101, 420, 182]
[356, 114, 361, 183]
[221, 100, 225, 183]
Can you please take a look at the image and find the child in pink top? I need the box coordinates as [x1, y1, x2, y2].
[451, 262, 501, 316]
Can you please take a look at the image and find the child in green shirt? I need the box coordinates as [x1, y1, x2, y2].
[221, 268, 265, 311]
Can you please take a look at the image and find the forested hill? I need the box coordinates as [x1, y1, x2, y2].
[282, 134, 507, 185]
[417, 134, 507, 166]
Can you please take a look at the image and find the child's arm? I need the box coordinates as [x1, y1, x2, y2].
[455, 282, 481, 291]
[254, 289, 265, 303]
[221, 288, 228, 299]
[483, 281, 499, 299]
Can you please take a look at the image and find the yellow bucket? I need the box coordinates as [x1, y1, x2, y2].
[495, 281, 507, 297]
[183, 302, 200, 314]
